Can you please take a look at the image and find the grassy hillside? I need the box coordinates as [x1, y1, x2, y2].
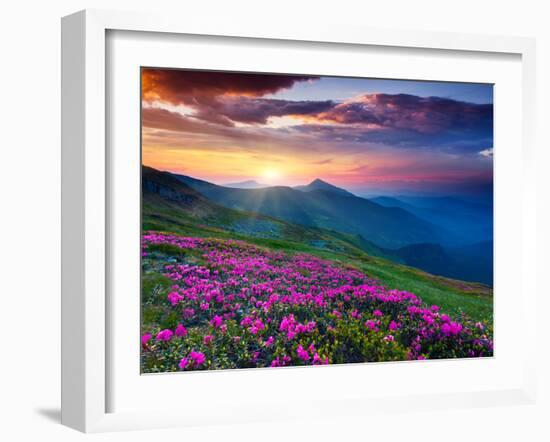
[142, 167, 492, 323]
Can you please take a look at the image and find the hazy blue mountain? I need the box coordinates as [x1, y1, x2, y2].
[294, 178, 355, 197]
[446, 240, 493, 286]
[371, 195, 492, 245]
[389, 242, 492, 286]
[370, 196, 420, 213]
[172, 173, 450, 249]
[224, 180, 268, 189]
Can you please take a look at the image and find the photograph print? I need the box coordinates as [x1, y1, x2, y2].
[140, 68, 494, 373]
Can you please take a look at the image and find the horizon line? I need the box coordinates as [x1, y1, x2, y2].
[143, 163, 492, 199]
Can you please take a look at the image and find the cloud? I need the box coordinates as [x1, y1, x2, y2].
[310, 158, 334, 165]
[479, 148, 494, 157]
[142, 107, 318, 150]
[142, 107, 263, 142]
[213, 97, 335, 125]
[143, 70, 493, 155]
[142, 69, 334, 126]
[142, 68, 319, 105]
[290, 93, 493, 152]
[318, 93, 492, 135]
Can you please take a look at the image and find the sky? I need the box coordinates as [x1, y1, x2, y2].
[141, 68, 493, 197]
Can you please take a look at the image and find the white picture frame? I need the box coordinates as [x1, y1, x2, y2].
[61, 9, 537, 433]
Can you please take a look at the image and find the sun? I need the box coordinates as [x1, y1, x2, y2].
[260, 168, 282, 183]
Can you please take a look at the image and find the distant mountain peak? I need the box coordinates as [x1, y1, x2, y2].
[310, 178, 326, 184]
[224, 179, 267, 189]
[295, 178, 355, 197]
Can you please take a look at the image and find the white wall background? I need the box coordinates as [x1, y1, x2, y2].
[0, 1, 548, 440]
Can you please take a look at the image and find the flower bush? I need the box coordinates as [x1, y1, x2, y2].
[141, 231, 493, 372]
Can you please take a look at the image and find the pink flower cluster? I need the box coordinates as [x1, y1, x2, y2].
[279, 314, 316, 340]
[179, 350, 206, 370]
[140, 231, 493, 372]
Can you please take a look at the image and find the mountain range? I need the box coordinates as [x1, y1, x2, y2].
[143, 166, 493, 285]
[142, 166, 392, 257]
[172, 173, 451, 249]
[371, 195, 492, 245]
[224, 180, 268, 189]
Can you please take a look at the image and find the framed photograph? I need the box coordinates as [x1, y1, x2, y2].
[61, 9, 537, 432]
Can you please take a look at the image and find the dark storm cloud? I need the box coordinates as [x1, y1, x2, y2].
[142, 68, 320, 104]
[142, 69, 332, 125]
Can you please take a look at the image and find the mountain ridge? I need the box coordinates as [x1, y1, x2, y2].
[294, 178, 355, 197]
[370, 195, 492, 244]
[171, 171, 453, 249]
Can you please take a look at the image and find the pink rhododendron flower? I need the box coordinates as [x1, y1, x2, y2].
[270, 355, 292, 367]
[422, 314, 434, 325]
[189, 351, 206, 365]
[178, 357, 189, 370]
[389, 320, 399, 331]
[175, 324, 187, 337]
[313, 353, 329, 365]
[279, 316, 292, 331]
[167, 291, 183, 306]
[296, 345, 310, 361]
[141, 333, 152, 346]
[441, 321, 462, 336]
[203, 335, 213, 345]
[364, 320, 378, 331]
[182, 308, 195, 319]
[373, 310, 383, 317]
[450, 322, 463, 335]
[241, 316, 253, 327]
[210, 315, 223, 328]
[156, 329, 173, 342]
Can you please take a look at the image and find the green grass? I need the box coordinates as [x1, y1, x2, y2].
[141, 272, 175, 327]
[142, 192, 492, 323]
